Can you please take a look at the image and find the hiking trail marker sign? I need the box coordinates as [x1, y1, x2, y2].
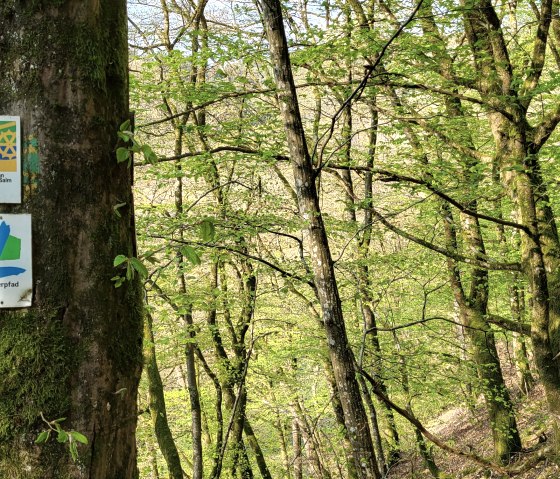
[0, 116, 21, 203]
[0, 214, 32, 307]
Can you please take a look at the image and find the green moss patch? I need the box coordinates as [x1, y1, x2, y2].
[0, 310, 70, 441]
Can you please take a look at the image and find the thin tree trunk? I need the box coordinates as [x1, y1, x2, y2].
[393, 331, 444, 478]
[244, 419, 273, 479]
[206, 264, 254, 479]
[453, 302, 476, 411]
[174, 121, 204, 479]
[359, 98, 400, 469]
[273, 410, 292, 479]
[195, 347, 224, 479]
[260, 3, 379, 477]
[510, 280, 535, 394]
[144, 311, 184, 479]
[230, 387, 253, 479]
[292, 419, 303, 479]
[361, 301, 400, 465]
[205, 262, 270, 479]
[358, 376, 386, 477]
[183, 307, 204, 479]
[294, 402, 331, 479]
[148, 440, 161, 479]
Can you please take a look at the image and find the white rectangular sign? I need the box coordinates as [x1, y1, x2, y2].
[0, 116, 21, 203]
[0, 214, 32, 307]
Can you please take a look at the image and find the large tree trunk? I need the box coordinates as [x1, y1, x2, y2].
[260, 1, 379, 477]
[460, 0, 560, 417]
[0, 1, 143, 478]
[490, 117, 560, 413]
[443, 207, 521, 463]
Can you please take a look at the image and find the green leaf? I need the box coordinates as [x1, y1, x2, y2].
[117, 131, 131, 142]
[129, 257, 149, 279]
[125, 263, 134, 280]
[70, 431, 88, 444]
[141, 144, 158, 163]
[57, 430, 69, 443]
[119, 119, 131, 132]
[113, 255, 127, 267]
[69, 441, 78, 461]
[116, 147, 131, 163]
[35, 430, 50, 444]
[181, 245, 201, 265]
[199, 219, 216, 242]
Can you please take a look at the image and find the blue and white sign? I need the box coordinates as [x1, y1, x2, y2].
[0, 214, 32, 307]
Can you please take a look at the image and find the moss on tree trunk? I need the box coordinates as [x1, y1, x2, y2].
[0, 2, 143, 477]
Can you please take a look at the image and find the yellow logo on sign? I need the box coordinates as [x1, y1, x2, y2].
[0, 121, 17, 172]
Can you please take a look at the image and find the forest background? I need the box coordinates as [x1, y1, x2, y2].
[126, 0, 560, 477]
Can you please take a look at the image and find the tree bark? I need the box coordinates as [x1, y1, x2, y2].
[243, 419, 273, 479]
[260, 1, 380, 477]
[144, 312, 184, 479]
[293, 402, 331, 479]
[148, 439, 161, 479]
[324, 359, 359, 479]
[460, 0, 560, 416]
[0, 1, 143, 477]
[510, 281, 535, 394]
[443, 207, 521, 463]
[292, 419, 303, 479]
[273, 410, 292, 479]
[358, 376, 386, 477]
[174, 122, 204, 479]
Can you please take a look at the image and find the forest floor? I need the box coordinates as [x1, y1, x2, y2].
[386, 370, 560, 478]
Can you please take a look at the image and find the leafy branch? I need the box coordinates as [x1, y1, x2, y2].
[116, 119, 158, 167]
[35, 413, 88, 462]
[112, 254, 149, 287]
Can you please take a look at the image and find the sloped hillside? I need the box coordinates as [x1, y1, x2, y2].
[388, 384, 560, 478]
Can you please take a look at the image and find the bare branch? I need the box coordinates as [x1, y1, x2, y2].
[135, 145, 289, 167]
[370, 207, 522, 271]
[326, 164, 533, 237]
[150, 235, 315, 288]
